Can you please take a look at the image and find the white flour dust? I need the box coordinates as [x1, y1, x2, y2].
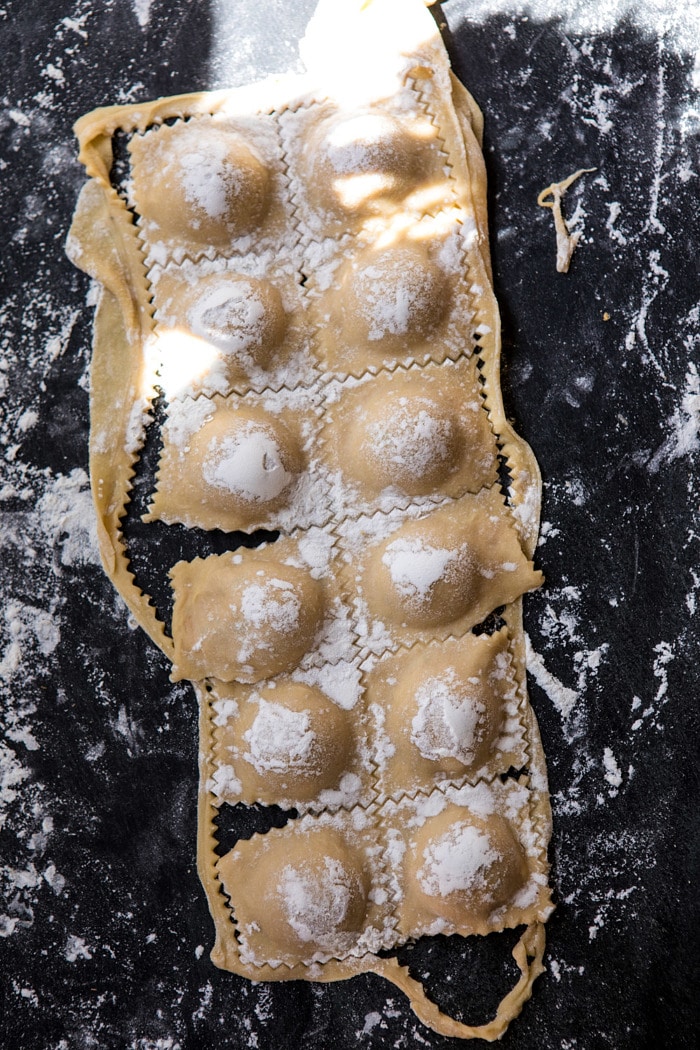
[524, 582, 610, 745]
[446, 0, 700, 55]
[648, 360, 700, 471]
[132, 0, 154, 28]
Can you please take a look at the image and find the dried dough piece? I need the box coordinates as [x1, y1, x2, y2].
[66, 0, 553, 1040]
[537, 167, 596, 273]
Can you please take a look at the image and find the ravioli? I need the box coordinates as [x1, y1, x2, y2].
[67, 0, 553, 1040]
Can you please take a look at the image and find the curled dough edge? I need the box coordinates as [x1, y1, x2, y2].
[374, 922, 547, 1041]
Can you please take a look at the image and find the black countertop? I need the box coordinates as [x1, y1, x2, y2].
[1, 1, 699, 1047]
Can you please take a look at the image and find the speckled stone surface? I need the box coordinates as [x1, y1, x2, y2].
[1, 2, 699, 1047]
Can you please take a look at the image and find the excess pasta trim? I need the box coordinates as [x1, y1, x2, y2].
[66, 0, 553, 1040]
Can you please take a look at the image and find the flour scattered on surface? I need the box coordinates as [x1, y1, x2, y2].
[65, 933, 93, 962]
[448, 0, 700, 55]
[359, 1011, 383, 1036]
[0, 602, 60, 683]
[0, 744, 30, 836]
[36, 468, 99, 567]
[525, 635, 579, 723]
[602, 747, 623, 796]
[132, 0, 154, 28]
[648, 362, 700, 471]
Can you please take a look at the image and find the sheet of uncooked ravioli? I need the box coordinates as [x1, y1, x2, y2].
[66, 0, 553, 1039]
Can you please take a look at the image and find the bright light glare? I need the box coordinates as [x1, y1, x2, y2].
[334, 172, 397, 208]
[145, 326, 224, 400]
[370, 198, 464, 250]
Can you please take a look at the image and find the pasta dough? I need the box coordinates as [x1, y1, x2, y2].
[66, 0, 553, 1040]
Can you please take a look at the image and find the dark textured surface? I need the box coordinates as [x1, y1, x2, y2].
[1, 1, 699, 1047]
